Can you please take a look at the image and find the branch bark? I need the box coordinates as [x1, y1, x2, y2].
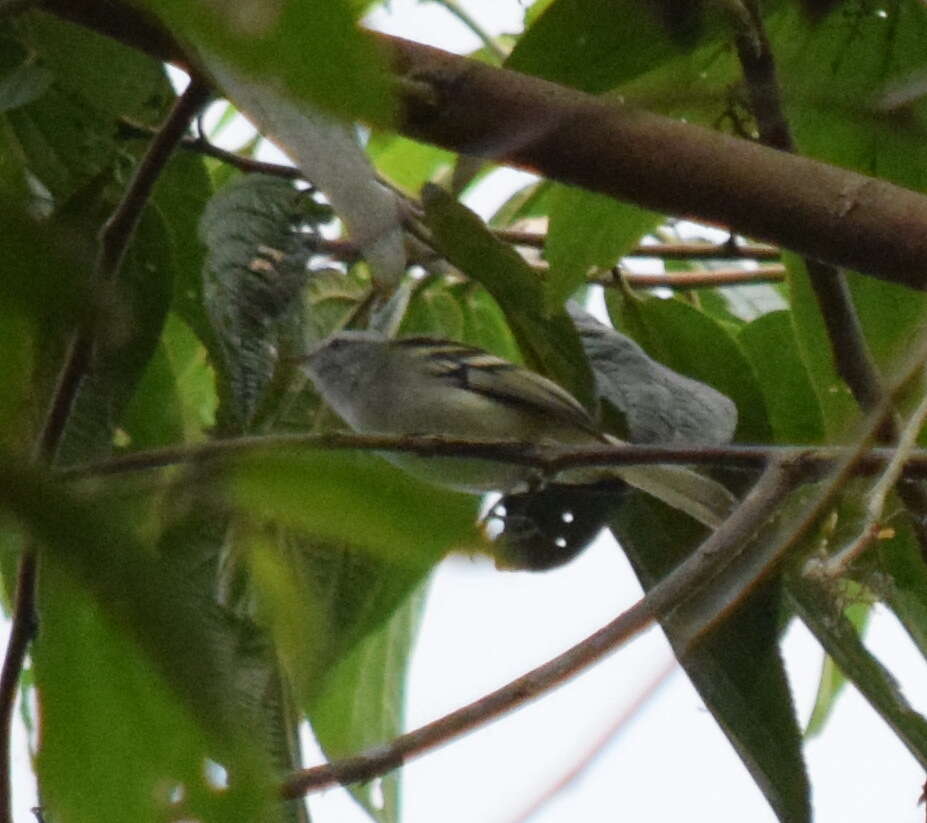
[280, 459, 799, 799]
[33, 0, 927, 293]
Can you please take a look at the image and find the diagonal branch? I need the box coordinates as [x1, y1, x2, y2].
[280, 459, 798, 799]
[731, 0, 883, 410]
[281, 334, 927, 802]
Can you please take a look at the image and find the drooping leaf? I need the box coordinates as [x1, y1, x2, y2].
[4, 463, 279, 823]
[421, 183, 596, 410]
[232, 448, 479, 569]
[804, 588, 871, 737]
[738, 310, 826, 445]
[309, 583, 427, 823]
[787, 574, 927, 768]
[611, 495, 811, 823]
[544, 186, 660, 311]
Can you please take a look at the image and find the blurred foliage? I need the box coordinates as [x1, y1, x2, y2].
[2, 2, 927, 822]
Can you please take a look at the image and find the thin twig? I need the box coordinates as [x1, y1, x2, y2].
[281, 460, 798, 798]
[118, 120, 304, 179]
[426, 0, 506, 61]
[0, 77, 211, 823]
[53, 432, 927, 482]
[494, 229, 780, 261]
[819, 370, 927, 576]
[592, 264, 785, 289]
[506, 657, 678, 823]
[730, 0, 927, 558]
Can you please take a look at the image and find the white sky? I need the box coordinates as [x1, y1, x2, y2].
[6, 2, 927, 822]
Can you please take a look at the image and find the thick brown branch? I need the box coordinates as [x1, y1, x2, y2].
[39, 1, 927, 291]
[31, 1, 927, 290]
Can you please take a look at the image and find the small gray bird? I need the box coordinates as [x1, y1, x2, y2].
[301, 331, 737, 530]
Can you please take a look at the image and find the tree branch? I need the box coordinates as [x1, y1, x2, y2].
[39, 1, 927, 291]
[731, 0, 927, 557]
[280, 458, 799, 798]
[54, 432, 927, 483]
[281, 334, 927, 801]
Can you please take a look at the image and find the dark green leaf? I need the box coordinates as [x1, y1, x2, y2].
[56, 208, 175, 465]
[21, 12, 171, 122]
[199, 174, 315, 429]
[139, 0, 393, 124]
[772, 0, 927, 431]
[310, 584, 427, 823]
[0, 61, 52, 112]
[507, 0, 730, 91]
[400, 281, 465, 340]
[612, 496, 810, 823]
[232, 448, 479, 568]
[804, 590, 870, 737]
[787, 574, 927, 769]
[4, 462, 279, 822]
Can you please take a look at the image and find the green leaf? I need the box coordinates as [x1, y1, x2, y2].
[738, 310, 826, 445]
[35, 565, 239, 823]
[771, 0, 927, 430]
[0, 61, 52, 112]
[139, 0, 393, 124]
[876, 518, 927, 663]
[507, 0, 730, 91]
[55, 207, 176, 465]
[545, 185, 661, 311]
[199, 174, 318, 429]
[782, 255, 857, 435]
[309, 584, 427, 823]
[4, 13, 172, 202]
[400, 281, 466, 340]
[232, 449, 479, 569]
[151, 149, 217, 361]
[606, 289, 772, 443]
[367, 130, 455, 191]
[611, 496, 810, 823]
[20, 12, 170, 122]
[787, 574, 927, 769]
[804, 591, 871, 737]
[4, 462, 279, 822]
[421, 184, 596, 410]
[455, 283, 522, 362]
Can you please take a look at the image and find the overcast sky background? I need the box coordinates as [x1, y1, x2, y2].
[6, 2, 927, 821]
